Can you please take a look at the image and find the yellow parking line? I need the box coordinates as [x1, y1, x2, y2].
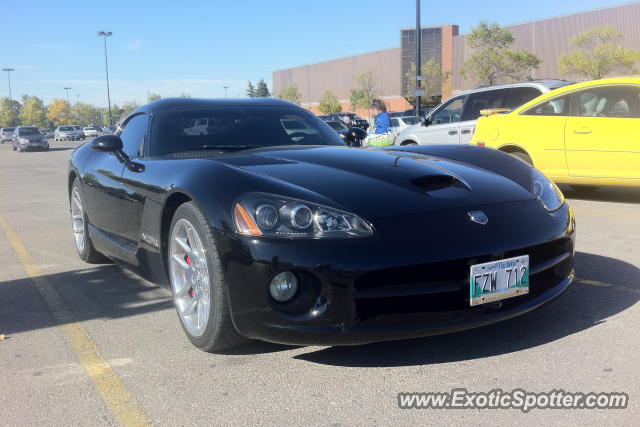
[0, 215, 151, 427]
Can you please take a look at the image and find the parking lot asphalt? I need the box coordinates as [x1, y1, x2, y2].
[0, 139, 639, 426]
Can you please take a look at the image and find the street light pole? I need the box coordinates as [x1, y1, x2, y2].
[2, 68, 13, 101]
[97, 31, 113, 125]
[415, 0, 421, 117]
[64, 87, 71, 104]
[223, 85, 229, 98]
[76, 94, 80, 105]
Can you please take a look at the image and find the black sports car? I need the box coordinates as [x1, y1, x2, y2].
[68, 98, 575, 352]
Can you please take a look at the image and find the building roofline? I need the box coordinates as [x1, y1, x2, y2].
[455, 1, 640, 36]
[273, 46, 400, 73]
[399, 24, 458, 31]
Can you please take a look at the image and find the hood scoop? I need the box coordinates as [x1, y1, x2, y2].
[411, 174, 470, 193]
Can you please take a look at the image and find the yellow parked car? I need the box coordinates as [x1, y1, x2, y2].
[471, 78, 640, 188]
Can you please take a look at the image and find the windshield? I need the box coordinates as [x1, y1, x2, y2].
[150, 106, 345, 156]
[60, 126, 73, 131]
[327, 121, 347, 131]
[20, 127, 41, 136]
[3, 127, 15, 132]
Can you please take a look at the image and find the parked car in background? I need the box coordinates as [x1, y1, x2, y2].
[471, 77, 640, 189]
[394, 80, 573, 146]
[327, 113, 369, 131]
[12, 126, 49, 152]
[40, 128, 54, 138]
[83, 127, 99, 138]
[1, 127, 15, 143]
[389, 116, 420, 135]
[55, 125, 84, 141]
[73, 125, 86, 139]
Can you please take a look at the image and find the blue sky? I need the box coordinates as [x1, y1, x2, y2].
[1, 0, 632, 106]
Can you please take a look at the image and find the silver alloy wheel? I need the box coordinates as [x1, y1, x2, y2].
[71, 187, 85, 253]
[169, 218, 211, 337]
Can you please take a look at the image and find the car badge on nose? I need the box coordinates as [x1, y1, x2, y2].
[468, 210, 488, 225]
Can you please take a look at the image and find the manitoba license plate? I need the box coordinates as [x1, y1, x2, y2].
[469, 255, 529, 306]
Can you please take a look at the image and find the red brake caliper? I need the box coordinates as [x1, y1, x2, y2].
[185, 254, 195, 297]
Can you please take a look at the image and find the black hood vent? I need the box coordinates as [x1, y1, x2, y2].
[411, 174, 470, 193]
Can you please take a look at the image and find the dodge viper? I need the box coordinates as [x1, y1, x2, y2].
[68, 98, 575, 352]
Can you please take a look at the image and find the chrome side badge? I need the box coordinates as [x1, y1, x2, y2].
[468, 211, 488, 225]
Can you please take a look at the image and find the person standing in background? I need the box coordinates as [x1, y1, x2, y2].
[371, 99, 390, 134]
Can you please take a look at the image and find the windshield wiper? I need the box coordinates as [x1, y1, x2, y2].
[167, 145, 263, 154]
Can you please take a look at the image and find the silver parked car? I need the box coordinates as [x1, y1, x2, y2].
[394, 80, 573, 146]
[1, 127, 15, 143]
[40, 128, 54, 138]
[12, 126, 49, 152]
[55, 125, 84, 141]
[389, 116, 420, 135]
[83, 126, 99, 138]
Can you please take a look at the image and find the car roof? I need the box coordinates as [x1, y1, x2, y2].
[453, 79, 573, 97]
[511, 77, 640, 113]
[132, 97, 301, 116]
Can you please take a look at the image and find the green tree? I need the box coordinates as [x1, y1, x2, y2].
[350, 70, 379, 118]
[404, 60, 450, 107]
[560, 25, 640, 80]
[46, 99, 73, 127]
[121, 101, 140, 118]
[147, 92, 162, 102]
[255, 79, 271, 97]
[20, 96, 47, 127]
[0, 97, 22, 126]
[461, 21, 540, 85]
[178, 92, 191, 98]
[318, 91, 342, 114]
[278, 84, 302, 105]
[73, 102, 103, 126]
[246, 81, 255, 97]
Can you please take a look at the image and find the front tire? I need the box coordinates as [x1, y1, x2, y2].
[168, 202, 245, 352]
[508, 151, 533, 166]
[70, 178, 105, 263]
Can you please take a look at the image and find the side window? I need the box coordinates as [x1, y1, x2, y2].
[390, 118, 399, 127]
[432, 96, 465, 125]
[505, 87, 543, 109]
[461, 88, 510, 121]
[118, 114, 148, 157]
[574, 85, 640, 118]
[523, 95, 570, 116]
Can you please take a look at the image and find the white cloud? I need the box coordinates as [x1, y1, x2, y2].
[127, 39, 143, 52]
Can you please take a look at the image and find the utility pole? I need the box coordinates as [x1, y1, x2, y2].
[415, 0, 421, 117]
[2, 68, 14, 125]
[97, 31, 113, 125]
[64, 87, 71, 104]
[223, 85, 229, 98]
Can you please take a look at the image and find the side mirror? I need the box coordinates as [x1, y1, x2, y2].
[347, 127, 367, 142]
[420, 115, 431, 127]
[92, 134, 123, 152]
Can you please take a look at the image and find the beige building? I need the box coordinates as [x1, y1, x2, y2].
[273, 2, 640, 115]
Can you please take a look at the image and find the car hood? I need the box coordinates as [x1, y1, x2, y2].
[215, 146, 535, 220]
[21, 134, 45, 141]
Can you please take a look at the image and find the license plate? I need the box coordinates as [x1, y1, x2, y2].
[469, 255, 529, 306]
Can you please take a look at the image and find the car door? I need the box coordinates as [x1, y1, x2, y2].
[415, 95, 466, 144]
[565, 85, 640, 180]
[116, 113, 150, 245]
[459, 88, 510, 144]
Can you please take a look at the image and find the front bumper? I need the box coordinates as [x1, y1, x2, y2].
[19, 141, 49, 150]
[220, 200, 576, 346]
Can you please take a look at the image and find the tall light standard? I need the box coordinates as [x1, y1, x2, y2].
[223, 85, 229, 98]
[2, 68, 14, 125]
[64, 87, 71, 103]
[415, 0, 422, 117]
[2, 68, 13, 101]
[97, 31, 113, 125]
[76, 94, 80, 105]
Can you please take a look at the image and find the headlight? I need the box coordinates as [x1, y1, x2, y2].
[19, 137, 28, 143]
[532, 169, 564, 212]
[233, 193, 373, 239]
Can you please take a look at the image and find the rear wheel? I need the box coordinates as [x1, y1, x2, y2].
[169, 202, 245, 352]
[70, 178, 105, 263]
[401, 141, 417, 146]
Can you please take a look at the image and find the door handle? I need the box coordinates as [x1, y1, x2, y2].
[461, 129, 472, 135]
[448, 130, 458, 135]
[573, 127, 592, 135]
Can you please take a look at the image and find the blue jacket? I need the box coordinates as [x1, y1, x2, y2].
[374, 112, 390, 134]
